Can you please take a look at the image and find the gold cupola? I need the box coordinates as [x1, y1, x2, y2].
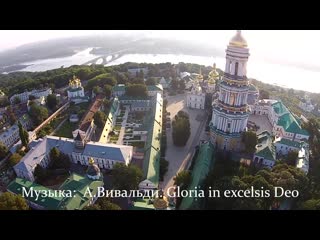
[229, 30, 248, 48]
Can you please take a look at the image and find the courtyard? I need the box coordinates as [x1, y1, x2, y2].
[161, 93, 209, 195]
[248, 114, 273, 135]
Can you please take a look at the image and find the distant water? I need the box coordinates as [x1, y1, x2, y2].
[15, 49, 320, 93]
[17, 48, 99, 72]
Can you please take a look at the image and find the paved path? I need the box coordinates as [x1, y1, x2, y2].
[248, 114, 273, 134]
[160, 94, 208, 196]
[50, 118, 67, 136]
[117, 107, 129, 145]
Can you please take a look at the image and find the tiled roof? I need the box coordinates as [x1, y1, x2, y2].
[7, 174, 104, 210]
[277, 112, 309, 136]
[83, 141, 132, 161]
[14, 135, 133, 174]
[7, 178, 63, 210]
[143, 93, 162, 186]
[147, 84, 163, 92]
[112, 85, 126, 92]
[255, 131, 276, 161]
[79, 96, 103, 132]
[275, 138, 302, 148]
[180, 142, 214, 210]
[272, 101, 287, 115]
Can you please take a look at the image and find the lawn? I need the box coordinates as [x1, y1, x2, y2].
[129, 141, 145, 148]
[54, 121, 77, 138]
[114, 125, 121, 131]
[110, 136, 119, 141]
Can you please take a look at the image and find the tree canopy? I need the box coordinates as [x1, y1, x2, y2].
[49, 147, 70, 169]
[145, 77, 157, 86]
[125, 84, 147, 97]
[112, 163, 143, 191]
[242, 131, 258, 154]
[18, 121, 29, 149]
[0, 142, 8, 159]
[174, 170, 191, 188]
[172, 111, 191, 146]
[29, 104, 48, 125]
[46, 94, 58, 110]
[9, 153, 22, 167]
[93, 111, 107, 129]
[0, 192, 29, 210]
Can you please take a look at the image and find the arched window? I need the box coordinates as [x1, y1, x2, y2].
[235, 62, 239, 76]
[229, 61, 232, 74]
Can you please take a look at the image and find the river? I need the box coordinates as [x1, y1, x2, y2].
[14, 48, 320, 93]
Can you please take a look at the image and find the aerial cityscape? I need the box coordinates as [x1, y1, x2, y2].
[0, 30, 319, 210]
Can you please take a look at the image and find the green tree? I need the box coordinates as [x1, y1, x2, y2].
[103, 84, 112, 98]
[93, 86, 101, 95]
[112, 163, 143, 191]
[103, 99, 111, 112]
[18, 121, 29, 148]
[259, 89, 270, 99]
[76, 68, 92, 80]
[34, 164, 47, 182]
[0, 192, 29, 210]
[171, 78, 179, 91]
[0, 142, 8, 159]
[29, 104, 48, 125]
[172, 111, 191, 146]
[242, 131, 258, 154]
[179, 80, 186, 91]
[125, 84, 147, 98]
[96, 197, 121, 210]
[174, 170, 191, 188]
[46, 94, 58, 110]
[7, 106, 17, 125]
[300, 199, 320, 210]
[49, 147, 70, 169]
[160, 158, 169, 181]
[145, 78, 157, 85]
[286, 151, 299, 166]
[13, 96, 21, 104]
[50, 147, 60, 161]
[9, 153, 22, 167]
[83, 204, 101, 210]
[94, 111, 107, 129]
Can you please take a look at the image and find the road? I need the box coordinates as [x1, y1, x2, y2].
[160, 93, 208, 196]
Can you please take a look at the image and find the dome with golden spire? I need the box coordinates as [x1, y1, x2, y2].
[196, 67, 203, 82]
[229, 30, 248, 48]
[86, 157, 101, 180]
[153, 189, 169, 210]
[208, 63, 219, 83]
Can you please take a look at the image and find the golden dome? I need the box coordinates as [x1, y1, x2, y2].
[209, 63, 219, 81]
[153, 196, 169, 210]
[229, 30, 248, 48]
[89, 157, 95, 165]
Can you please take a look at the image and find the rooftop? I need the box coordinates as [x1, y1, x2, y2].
[142, 93, 163, 186]
[275, 138, 303, 148]
[180, 142, 214, 210]
[255, 131, 276, 161]
[277, 112, 309, 136]
[7, 173, 104, 210]
[79, 95, 103, 132]
[14, 135, 133, 173]
[272, 101, 288, 115]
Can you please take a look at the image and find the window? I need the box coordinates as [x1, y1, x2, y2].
[229, 61, 232, 73]
[235, 62, 239, 76]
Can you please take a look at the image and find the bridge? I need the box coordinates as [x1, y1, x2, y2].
[83, 48, 131, 66]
